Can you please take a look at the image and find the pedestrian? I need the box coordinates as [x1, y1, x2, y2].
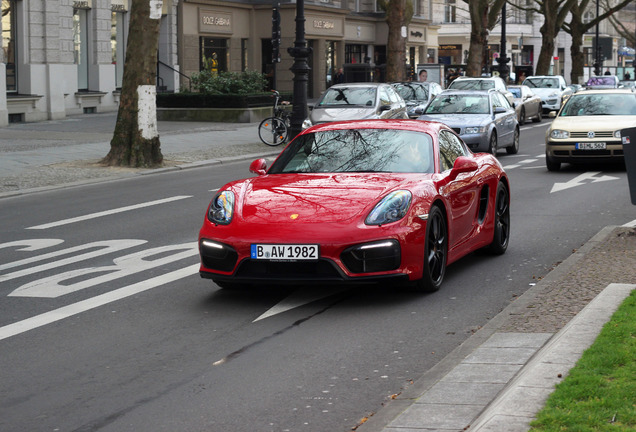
[604, 69, 611, 76]
[334, 67, 345, 84]
[625, 71, 631, 80]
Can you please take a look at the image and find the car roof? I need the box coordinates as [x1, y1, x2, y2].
[328, 82, 387, 89]
[302, 119, 451, 135]
[435, 89, 493, 96]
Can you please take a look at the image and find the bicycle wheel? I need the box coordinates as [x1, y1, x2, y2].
[258, 117, 288, 146]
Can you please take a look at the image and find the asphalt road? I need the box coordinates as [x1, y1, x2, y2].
[0, 121, 634, 432]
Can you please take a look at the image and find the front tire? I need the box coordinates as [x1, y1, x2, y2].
[486, 182, 510, 255]
[546, 153, 561, 171]
[489, 133, 498, 155]
[413, 205, 447, 292]
[506, 128, 520, 154]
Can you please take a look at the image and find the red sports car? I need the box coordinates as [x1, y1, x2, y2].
[198, 119, 510, 291]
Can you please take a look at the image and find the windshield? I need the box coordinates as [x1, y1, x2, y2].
[524, 77, 559, 89]
[448, 80, 495, 90]
[560, 93, 636, 116]
[508, 88, 521, 98]
[269, 129, 434, 174]
[393, 83, 428, 101]
[424, 94, 490, 115]
[318, 87, 377, 107]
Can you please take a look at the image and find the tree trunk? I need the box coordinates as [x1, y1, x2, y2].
[103, 0, 163, 168]
[385, 0, 409, 82]
[466, 1, 489, 77]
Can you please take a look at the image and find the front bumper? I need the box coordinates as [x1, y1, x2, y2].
[546, 140, 624, 162]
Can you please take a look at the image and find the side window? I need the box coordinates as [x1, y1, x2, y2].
[387, 87, 401, 104]
[492, 93, 505, 109]
[439, 130, 468, 172]
[379, 88, 392, 106]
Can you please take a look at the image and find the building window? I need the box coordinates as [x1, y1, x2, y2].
[444, 0, 456, 23]
[74, 8, 89, 91]
[2, 0, 17, 92]
[345, 44, 366, 64]
[200, 37, 228, 74]
[111, 11, 126, 89]
[241, 38, 248, 71]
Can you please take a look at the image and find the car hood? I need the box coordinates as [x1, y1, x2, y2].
[551, 115, 635, 131]
[232, 173, 427, 224]
[310, 107, 377, 124]
[529, 87, 562, 98]
[417, 113, 492, 127]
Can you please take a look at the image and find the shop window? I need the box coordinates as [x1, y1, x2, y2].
[74, 8, 89, 91]
[345, 44, 366, 64]
[2, 0, 17, 92]
[200, 37, 228, 74]
[111, 11, 126, 89]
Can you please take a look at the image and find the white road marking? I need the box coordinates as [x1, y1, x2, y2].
[0, 264, 199, 342]
[253, 286, 348, 322]
[550, 172, 620, 193]
[0, 239, 146, 279]
[9, 242, 198, 298]
[0, 239, 64, 252]
[27, 196, 192, 230]
[502, 158, 538, 170]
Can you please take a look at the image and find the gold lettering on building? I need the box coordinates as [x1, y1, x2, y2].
[202, 15, 231, 26]
[73, 1, 90, 9]
[313, 20, 335, 30]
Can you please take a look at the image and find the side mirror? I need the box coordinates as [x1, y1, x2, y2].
[249, 158, 268, 175]
[449, 156, 478, 180]
[379, 105, 392, 112]
[494, 106, 507, 114]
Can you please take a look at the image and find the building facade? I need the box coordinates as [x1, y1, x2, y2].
[0, 0, 180, 126]
[1, 0, 631, 127]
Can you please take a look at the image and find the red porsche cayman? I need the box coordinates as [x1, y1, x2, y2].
[198, 119, 510, 291]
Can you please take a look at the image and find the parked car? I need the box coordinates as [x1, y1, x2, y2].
[545, 89, 636, 171]
[417, 89, 520, 155]
[620, 80, 636, 90]
[390, 81, 443, 118]
[508, 85, 542, 124]
[199, 119, 510, 292]
[522, 75, 572, 114]
[447, 76, 515, 105]
[302, 83, 407, 130]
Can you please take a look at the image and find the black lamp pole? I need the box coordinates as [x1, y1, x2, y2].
[287, 0, 312, 140]
[594, 0, 601, 76]
[498, 3, 510, 83]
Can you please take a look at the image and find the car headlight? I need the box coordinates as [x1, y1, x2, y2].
[550, 129, 570, 139]
[365, 190, 412, 225]
[302, 119, 312, 130]
[614, 130, 622, 139]
[464, 126, 486, 134]
[208, 191, 235, 225]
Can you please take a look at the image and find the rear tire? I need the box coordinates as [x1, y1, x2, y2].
[412, 205, 447, 292]
[486, 182, 510, 255]
[532, 109, 542, 123]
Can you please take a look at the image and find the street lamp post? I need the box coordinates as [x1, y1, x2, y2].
[287, 0, 312, 140]
[498, 3, 510, 83]
[594, 0, 601, 76]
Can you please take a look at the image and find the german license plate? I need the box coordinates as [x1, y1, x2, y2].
[251, 244, 319, 261]
[576, 142, 606, 150]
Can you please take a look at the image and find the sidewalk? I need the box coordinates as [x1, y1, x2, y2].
[1, 113, 635, 431]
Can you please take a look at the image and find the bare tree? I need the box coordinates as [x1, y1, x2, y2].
[564, 0, 633, 83]
[464, 0, 507, 77]
[102, 0, 163, 168]
[380, 0, 414, 82]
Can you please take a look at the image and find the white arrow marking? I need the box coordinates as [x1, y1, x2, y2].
[253, 286, 348, 322]
[550, 172, 619, 193]
[0, 264, 199, 342]
[0, 239, 64, 252]
[27, 195, 192, 229]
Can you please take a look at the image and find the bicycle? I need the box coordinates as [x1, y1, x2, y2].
[258, 90, 292, 146]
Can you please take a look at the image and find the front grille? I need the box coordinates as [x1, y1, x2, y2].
[235, 259, 344, 281]
[570, 131, 615, 139]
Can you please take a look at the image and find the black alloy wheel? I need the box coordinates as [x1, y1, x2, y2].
[415, 205, 447, 292]
[486, 182, 510, 255]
